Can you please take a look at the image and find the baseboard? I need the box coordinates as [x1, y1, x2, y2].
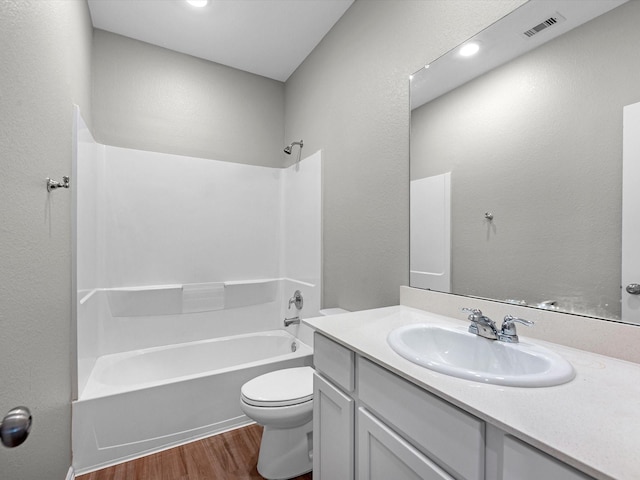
[66, 466, 75, 480]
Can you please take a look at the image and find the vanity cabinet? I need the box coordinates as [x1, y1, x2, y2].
[313, 333, 355, 479]
[313, 332, 594, 480]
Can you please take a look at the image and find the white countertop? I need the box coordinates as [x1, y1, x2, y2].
[304, 305, 640, 480]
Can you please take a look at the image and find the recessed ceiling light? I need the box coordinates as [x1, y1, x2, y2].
[459, 42, 480, 57]
[186, 0, 208, 7]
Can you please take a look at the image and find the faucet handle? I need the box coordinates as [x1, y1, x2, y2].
[463, 308, 498, 339]
[461, 307, 482, 319]
[288, 290, 304, 310]
[462, 308, 493, 325]
[499, 315, 534, 343]
[503, 315, 534, 328]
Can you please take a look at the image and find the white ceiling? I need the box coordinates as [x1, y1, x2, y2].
[87, 0, 354, 82]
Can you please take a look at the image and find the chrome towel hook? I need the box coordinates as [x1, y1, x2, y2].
[46, 176, 69, 192]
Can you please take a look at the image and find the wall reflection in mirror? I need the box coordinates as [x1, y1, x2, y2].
[410, 0, 640, 324]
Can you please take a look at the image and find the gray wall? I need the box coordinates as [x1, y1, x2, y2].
[285, 0, 524, 311]
[0, 1, 92, 479]
[92, 29, 285, 167]
[411, 1, 640, 319]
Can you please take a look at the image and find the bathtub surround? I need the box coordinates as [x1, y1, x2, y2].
[73, 110, 321, 473]
[75, 109, 321, 386]
[75, 112, 320, 291]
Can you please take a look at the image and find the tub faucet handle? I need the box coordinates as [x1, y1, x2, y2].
[289, 290, 303, 310]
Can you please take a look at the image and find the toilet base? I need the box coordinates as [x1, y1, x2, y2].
[257, 420, 313, 480]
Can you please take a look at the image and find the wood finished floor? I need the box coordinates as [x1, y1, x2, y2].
[77, 424, 313, 480]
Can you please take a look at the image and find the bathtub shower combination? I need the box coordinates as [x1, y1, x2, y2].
[73, 330, 312, 472]
[72, 110, 321, 474]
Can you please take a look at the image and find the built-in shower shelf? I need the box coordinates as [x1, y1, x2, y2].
[106, 284, 184, 317]
[80, 279, 287, 317]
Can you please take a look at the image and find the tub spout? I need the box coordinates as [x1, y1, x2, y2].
[284, 316, 300, 327]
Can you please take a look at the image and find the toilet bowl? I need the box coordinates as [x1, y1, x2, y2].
[240, 366, 314, 480]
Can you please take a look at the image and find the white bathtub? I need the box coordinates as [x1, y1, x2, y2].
[72, 330, 313, 474]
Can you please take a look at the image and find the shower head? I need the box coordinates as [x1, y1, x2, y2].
[284, 140, 303, 155]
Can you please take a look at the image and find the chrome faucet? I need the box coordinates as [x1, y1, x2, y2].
[284, 316, 301, 327]
[462, 308, 534, 343]
[284, 290, 303, 327]
[462, 308, 498, 340]
[497, 315, 534, 343]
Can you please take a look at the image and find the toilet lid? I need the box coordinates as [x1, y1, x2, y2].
[241, 366, 313, 407]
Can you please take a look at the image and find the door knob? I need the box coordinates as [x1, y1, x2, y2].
[1, 406, 32, 448]
[626, 283, 640, 295]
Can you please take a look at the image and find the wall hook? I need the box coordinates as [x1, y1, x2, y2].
[484, 212, 494, 221]
[46, 176, 70, 192]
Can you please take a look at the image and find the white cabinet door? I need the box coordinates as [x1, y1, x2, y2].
[358, 408, 455, 480]
[358, 357, 484, 480]
[313, 372, 355, 480]
[502, 435, 592, 480]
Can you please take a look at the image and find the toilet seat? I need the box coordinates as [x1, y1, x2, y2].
[241, 366, 313, 407]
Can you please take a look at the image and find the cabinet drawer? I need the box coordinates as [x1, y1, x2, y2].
[358, 357, 484, 480]
[358, 408, 455, 480]
[314, 333, 355, 392]
[502, 435, 592, 480]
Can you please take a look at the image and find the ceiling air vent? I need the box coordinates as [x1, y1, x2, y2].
[521, 12, 566, 39]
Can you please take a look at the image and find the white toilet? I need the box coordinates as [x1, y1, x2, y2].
[240, 366, 314, 480]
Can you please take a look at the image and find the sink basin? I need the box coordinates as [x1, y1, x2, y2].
[387, 324, 575, 387]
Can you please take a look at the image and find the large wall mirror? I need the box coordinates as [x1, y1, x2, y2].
[410, 0, 640, 325]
